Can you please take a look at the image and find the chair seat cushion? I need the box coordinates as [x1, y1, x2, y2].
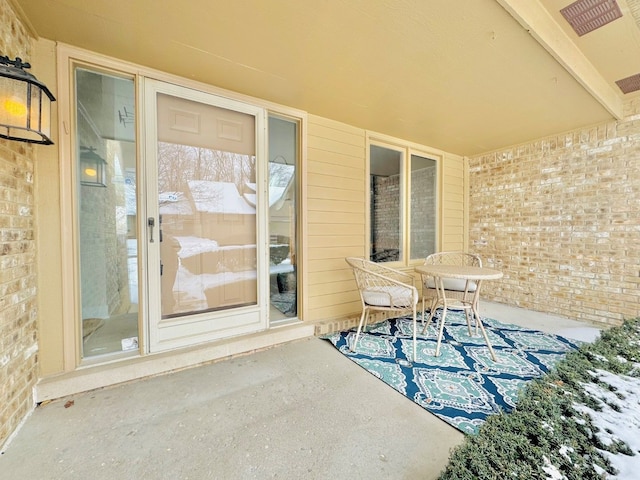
[363, 286, 415, 308]
[424, 277, 477, 292]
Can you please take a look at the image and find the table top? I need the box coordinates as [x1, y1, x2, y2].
[415, 264, 503, 280]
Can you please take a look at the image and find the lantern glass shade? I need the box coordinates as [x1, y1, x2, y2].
[0, 59, 55, 145]
[80, 147, 107, 187]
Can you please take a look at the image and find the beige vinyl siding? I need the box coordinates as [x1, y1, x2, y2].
[306, 115, 366, 321]
[305, 115, 467, 323]
[441, 153, 465, 251]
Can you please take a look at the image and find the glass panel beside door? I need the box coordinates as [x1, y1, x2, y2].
[75, 66, 139, 360]
[268, 116, 298, 321]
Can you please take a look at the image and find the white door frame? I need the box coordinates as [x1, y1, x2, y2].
[143, 79, 269, 352]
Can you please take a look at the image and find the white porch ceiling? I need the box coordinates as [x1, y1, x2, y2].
[12, 0, 640, 156]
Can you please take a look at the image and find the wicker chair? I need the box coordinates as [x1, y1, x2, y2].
[345, 257, 419, 361]
[420, 252, 482, 324]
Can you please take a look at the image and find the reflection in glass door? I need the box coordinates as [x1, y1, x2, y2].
[146, 81, 267, 352]
[268, 116, 298, 321]
[157, 92, 257, 316]
[75, 67, 139, 359]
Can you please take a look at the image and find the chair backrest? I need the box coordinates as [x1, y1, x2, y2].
[345, 257, 414, 289]
[424, 251, 482, 268]
[345, 257, 417, 309]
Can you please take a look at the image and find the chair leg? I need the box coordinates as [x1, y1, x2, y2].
[435, 305, 448, 357]
[412, 307, 417, 362]
[351, 308, 369, 352]
[421, 298, 438, 335]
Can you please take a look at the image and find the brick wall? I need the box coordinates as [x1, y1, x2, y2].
[0, 0, 38, 448]
[469, 98, 640, 327]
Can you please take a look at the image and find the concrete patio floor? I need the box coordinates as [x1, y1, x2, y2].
[0, 302, 601, 480]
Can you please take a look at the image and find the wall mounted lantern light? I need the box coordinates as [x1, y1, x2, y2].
[80, 146, 107, 187]
[0, 55, 56, 145]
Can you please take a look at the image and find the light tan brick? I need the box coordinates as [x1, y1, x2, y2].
[470, 97, 640, 328]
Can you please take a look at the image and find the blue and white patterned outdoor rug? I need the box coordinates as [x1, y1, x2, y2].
[322, 311, 581, 435]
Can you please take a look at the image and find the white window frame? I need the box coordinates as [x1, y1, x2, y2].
[366, 133, 442, 269]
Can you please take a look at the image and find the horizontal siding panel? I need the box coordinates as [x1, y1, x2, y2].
[307, 172, 364, 192]
[443, 166, 464, 180]
[307, 148, 364, 168]
[443, 205, 463, 216]
[308, 255, 365, 273]
[307, 161, 362, 180]
[308, 114, 364, 136]
[307, 291, 359, 310]
[308, 123, 365, 148]
[307, 136, 365, 158]
[308, 223, 364, 237]
[308, 233, 364, 246]
[443, 191, 463, 203]
[441, 152, 465, 253]
[443, 215, 463, 225]
[307, 211, 365, 225]
[307, 279, 356, 296]
[442, 213, 463, 225]
[307, 198, 364, 213]
[443, 229, 464, 240]
[443, 173, 463, 183]
[443, 209, 463, 220]
[443, 228, 464, 238]
[309, 246, 366, 261]
[442, 240, 464, 251]
[306, 302, 361, 322]
[443, 154, 464, 165]
[443, 179, 463, 190]
[307, 185, 363, 203]
[307, 235, 363, 248]
[443, 214, 463, 226]
[308, 268, 354, 285]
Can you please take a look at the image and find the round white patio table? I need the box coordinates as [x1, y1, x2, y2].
[415, 264, 503, 361]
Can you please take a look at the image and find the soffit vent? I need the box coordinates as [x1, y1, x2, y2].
[615, 73, 640, 94]
[560, 0, 623, 36]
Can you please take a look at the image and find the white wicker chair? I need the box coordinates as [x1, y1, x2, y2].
[420, 252, 482, 324]
[345, 257, 419, 361]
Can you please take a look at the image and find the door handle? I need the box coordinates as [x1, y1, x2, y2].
[148, 217, 155, 243]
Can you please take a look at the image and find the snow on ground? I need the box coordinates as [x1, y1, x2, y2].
[572, 368, 640, 479]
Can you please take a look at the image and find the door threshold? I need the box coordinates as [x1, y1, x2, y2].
[35, 321, 314, 403]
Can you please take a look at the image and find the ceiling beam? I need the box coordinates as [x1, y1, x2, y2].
[497, 0, 623, 119]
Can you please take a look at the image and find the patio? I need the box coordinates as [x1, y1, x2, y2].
[0, 302, 600, 480]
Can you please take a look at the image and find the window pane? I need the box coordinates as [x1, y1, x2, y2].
[370, 145, 402, 262]
[410, 154, 437, 260]
[76, 67, 139, 358]
[268, 116, 297, 320]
